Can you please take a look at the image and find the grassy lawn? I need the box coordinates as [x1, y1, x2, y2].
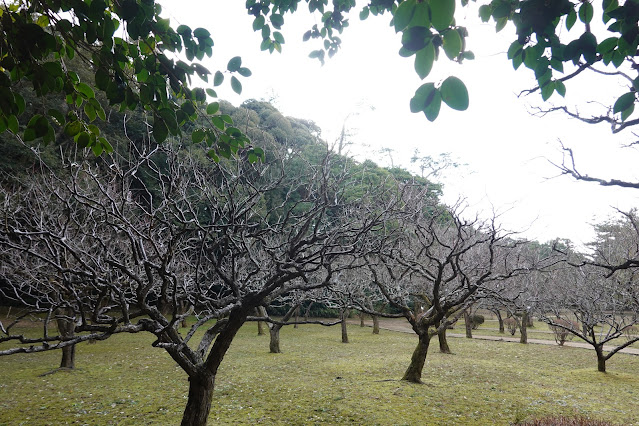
[1, 322, 639, 425]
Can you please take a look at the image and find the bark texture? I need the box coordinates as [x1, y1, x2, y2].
[181, 373, 215, 426]
[56, 312, 76, 369]
[372, 315, 380, 335]
[340, 309, 349, 343]
[402, 333, 432, 383]
[519, 312, 528, 344]
[438, 328, 451, 354]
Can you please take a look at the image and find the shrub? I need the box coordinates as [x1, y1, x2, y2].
[548, 319, 579, 346]
[469, 314, 485, 330]
[504, 317, 518, 335]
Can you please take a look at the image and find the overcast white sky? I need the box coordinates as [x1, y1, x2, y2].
[162, 0, 639, 248]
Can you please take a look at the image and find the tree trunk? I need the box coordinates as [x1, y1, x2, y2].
[359, 312, 366, 327]
[180, 373, 215, 426]
[402, 333, 432, 383]
[340, 308, 349, 343]
[180, 309, 246, 425]
[527, 312, 534, 328]
[494, 310, 504, 334]
[256, 307, 265, 336]
[269, 325, 281, 353]
[463, 310, 472, 338]
[372, 314, 380, 335]
[519, 312, 528, 344]
[56, 310, 76, 369]
[595, 346, 606, 372]
[293, 306, 300, 329]
[438, 328, 451, 354]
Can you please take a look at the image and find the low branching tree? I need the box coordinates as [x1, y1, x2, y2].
[0, 139, 398, 424]
[541, 264, 639, 372]
[361, 201, 535, 384]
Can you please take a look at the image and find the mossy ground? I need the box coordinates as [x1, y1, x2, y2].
[1, 322, 638, 425]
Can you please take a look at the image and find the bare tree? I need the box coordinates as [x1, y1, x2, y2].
[540, 264, 639, 372]
[0, 140, 397, 425]
[361, 201, 533, 383]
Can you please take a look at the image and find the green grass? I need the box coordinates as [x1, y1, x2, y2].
[1, 323, 639, 425]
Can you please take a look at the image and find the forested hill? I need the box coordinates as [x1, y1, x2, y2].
[0, 76, 441, 202]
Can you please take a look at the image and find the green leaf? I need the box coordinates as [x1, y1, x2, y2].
[409, 1, 431, 28]
[153, 117, 169, 143]
[238, 67, 252, 77]
[410, 82, 436, 113]
[578, 2, 593, 24]
[270, 13, 284, 29]
[273, 31, 285, 44]
[64, 120, 82, 137]
[597, 37, 618, 54]
[159, 108, 179, 135]
[566, 9, 577, 30]
[394, 0, 416, 32]
[75, 131, 90, 148]
[423, 89, 441, 121]
[177, 25, 192, 36]
[360, 7, 370, 20]
[231, 76, 242, 95]
[613, 92, 635, 114]
[478, 5, 491, 22]
[206, 102, 220, 115]
[443, 29, 462, 60]
[92, 142, 104, 156]
[495, 17, 508, 32]
[507, 41, 523, 60]
[415, 43, 435, 79]
[541, 81, 555, 101]
[84, 103, 97, 121]
[555, 80, 566, 97]
[7, 115, 19, 134]
[193, 28, 211, 39]
[253, 16, 265, 31]
[621, 104, 634, 121]
[227, 56, 242, 72]
[192, 128, 205, 143]
[100, 137, 113, 154]
[214, 71, 224, 86]
[429, 0, 455, 31]
[440, 76, 469, 111]
[75, 82, 95, 99]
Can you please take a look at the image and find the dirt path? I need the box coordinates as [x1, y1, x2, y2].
[349, 318, 639, 356]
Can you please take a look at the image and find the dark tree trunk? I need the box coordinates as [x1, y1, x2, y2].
[359, 312, 366, 327]
[340, 308, 349, 343]
[519, 312, 528, 344]
[463, 310, 472, 338]
[294, 306, 300, 329]
[438, 328, 451, 354]
[494, 310, 504, 334]
[303, 302, 313, 321]
[527, 313, 534, 328]
[582, 321, 588, 336]
[402, 333, 432, 383]
[179, 308, 246, 426]
[180, 373, 215, 426]
[269, 326, 282, 353]
[256, 307, 266, 335]
[595, 346, 606, 372]
[372, 315, 380, 335]
[56, 311, 76, 369]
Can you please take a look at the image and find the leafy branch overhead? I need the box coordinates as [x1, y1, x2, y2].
[3, 0, 639, 156]
[0, 0, 259, 161]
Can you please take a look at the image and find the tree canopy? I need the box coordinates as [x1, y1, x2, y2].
[3, 0, 638, 154]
